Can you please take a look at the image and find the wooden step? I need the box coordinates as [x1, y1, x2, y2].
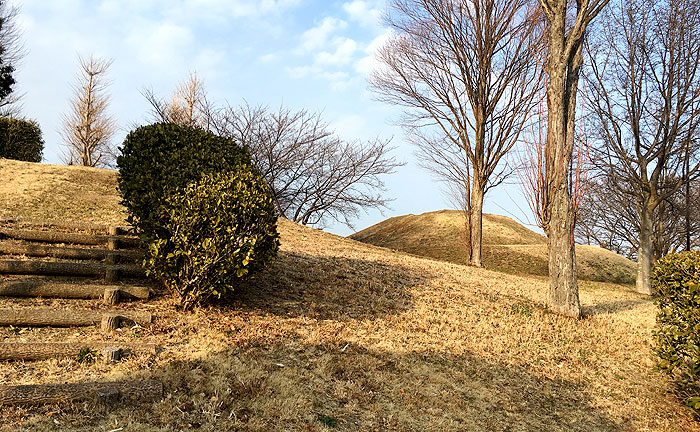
[0, 241, 143, 262]
[0, 279, 149, 300]
[0, 228, 139, 248]
[0, 342, 159, 361]
[0, 308, 152, 328]
[0, 380, 163, 405]
[0, 260, 145, 279]
[0, 218, 131, 235]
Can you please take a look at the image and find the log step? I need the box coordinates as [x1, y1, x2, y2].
[0, 308, 152, 327]
[0, 380, 163, 405]
[0, 279, 149, 300]
[0, 241, 143, 262]
[0, 228, 139, 248]
[0, 342, 159, 361]
[0, 218, 130, 235]
[0, 260, 145, 279]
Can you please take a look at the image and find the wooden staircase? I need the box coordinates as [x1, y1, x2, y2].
[0, 219, 163, 406]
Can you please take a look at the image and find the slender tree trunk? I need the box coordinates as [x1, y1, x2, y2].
[469, 181, 484, 267]
[636, 203, 654, 295]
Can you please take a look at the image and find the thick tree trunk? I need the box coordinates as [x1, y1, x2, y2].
[0, 342, 158, 361]
[0, 380, 163, 405]
[469, 183, 484, 267]
[548, 182, 580, 318]
[636, 205, 654, 295]
[543, 10, 582, 318]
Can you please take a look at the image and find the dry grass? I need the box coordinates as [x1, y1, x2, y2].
[0, 160, 696, 431]
[351, 209, 637, 284]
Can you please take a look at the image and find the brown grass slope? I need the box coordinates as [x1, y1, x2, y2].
[0, 159, 696, 431]
[351, 209, 637, 284]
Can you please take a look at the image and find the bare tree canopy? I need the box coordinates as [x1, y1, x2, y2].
[583, 0, 700, 294]
[537, 0, 610, 318]
[144, 74, 402, 228]
[370, 0, 542, 267]
[60, 55, 116, 167]
[0, 0, 25, 116]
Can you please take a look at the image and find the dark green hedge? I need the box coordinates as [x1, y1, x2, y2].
[652, 251, 700, 415]
[0, 117, 44, 162]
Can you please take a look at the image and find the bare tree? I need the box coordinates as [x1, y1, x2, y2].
[211, 104, 401, 227]
[143, 75, 402, 228]
[142, 72, 211, 129]
[515, 92, 591, 233]
[369, 0, 542, 267]
[584, 0, 700, 294]
[60, 55, 116, 167]
[536, 0, 609, 318]
[0, 0, 25, 116]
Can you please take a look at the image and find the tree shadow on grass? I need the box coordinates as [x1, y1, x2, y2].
[226, 251, 430, 321]
[582, 298, 653, 317]
[5, 342, 628, 432]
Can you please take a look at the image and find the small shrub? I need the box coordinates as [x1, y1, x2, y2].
[76, 347, 97, 364]
[145, 170, 279, 309]
[117, 123, 250, 239]
[652, 251, 700, 415]
[0, 117, 44, 162]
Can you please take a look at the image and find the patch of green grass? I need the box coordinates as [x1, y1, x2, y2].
[318, 414, 337, 427]
[511, 302, 531, 316]
[76, 347, 97, 364]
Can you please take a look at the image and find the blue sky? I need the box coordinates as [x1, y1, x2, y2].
[12, 0, 534, 236]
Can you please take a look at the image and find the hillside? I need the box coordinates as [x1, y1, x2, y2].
[0, 159, 696, 432]
[351, 210, 637, 284]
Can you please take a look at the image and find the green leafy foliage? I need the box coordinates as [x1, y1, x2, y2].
[76, 347, 97, 364]
[145, 170, 279, 310]
[117, 123, 250, 239]
[0, 117, 44, 162]
[652, 251, 700, 416]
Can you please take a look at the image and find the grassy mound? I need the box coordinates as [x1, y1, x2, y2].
[0, 160, 695, 431]
[352, 209, 636, 284]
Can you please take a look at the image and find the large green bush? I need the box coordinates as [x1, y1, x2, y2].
[652, 251, 700, 415]
[117, 123, 250, 238]
[0, 117, 44, 162]
[117, 123, 278, 309]
[146, 170, 279, 309]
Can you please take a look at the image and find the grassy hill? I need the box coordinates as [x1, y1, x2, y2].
[351, 210, 637, 284]
[0, 159, 696, 432]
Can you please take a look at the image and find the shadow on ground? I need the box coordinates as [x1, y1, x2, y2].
[227, 251, 430, 321]
[2, 342, 625, 432]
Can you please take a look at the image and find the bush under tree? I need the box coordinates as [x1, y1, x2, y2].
[146, 171, 279, 309]
[117, 122, 250, 239]
[117, 123, 278, 308]
[0, 116, 43, 162]
[652, 251, 700, 415]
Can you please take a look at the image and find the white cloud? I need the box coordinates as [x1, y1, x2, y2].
[316, 37, 358, 66]
[128, 22, 193, 68]
[342, 0, 382, 27]
[259, 53, 278, 63]
[298, 17, 347, 53]
[355, 29, 392, 76]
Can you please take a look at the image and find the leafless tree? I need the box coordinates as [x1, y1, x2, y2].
[515, 91, 591, 233]
[142, 72, 212, 129]
[210, 104, 401, 227]
[60, 55, 116, 167]
[584, 0, 700, 295]
[536, 0, 609, 318]
[143, 75, 401, 228]
[369, 0, 542, 267]
[0, 0, 25, 116]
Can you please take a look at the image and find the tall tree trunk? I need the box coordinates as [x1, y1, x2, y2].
[469, 181, 484, 267]
[636, 203, 654, 295]
[543, 15, 582, 318]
